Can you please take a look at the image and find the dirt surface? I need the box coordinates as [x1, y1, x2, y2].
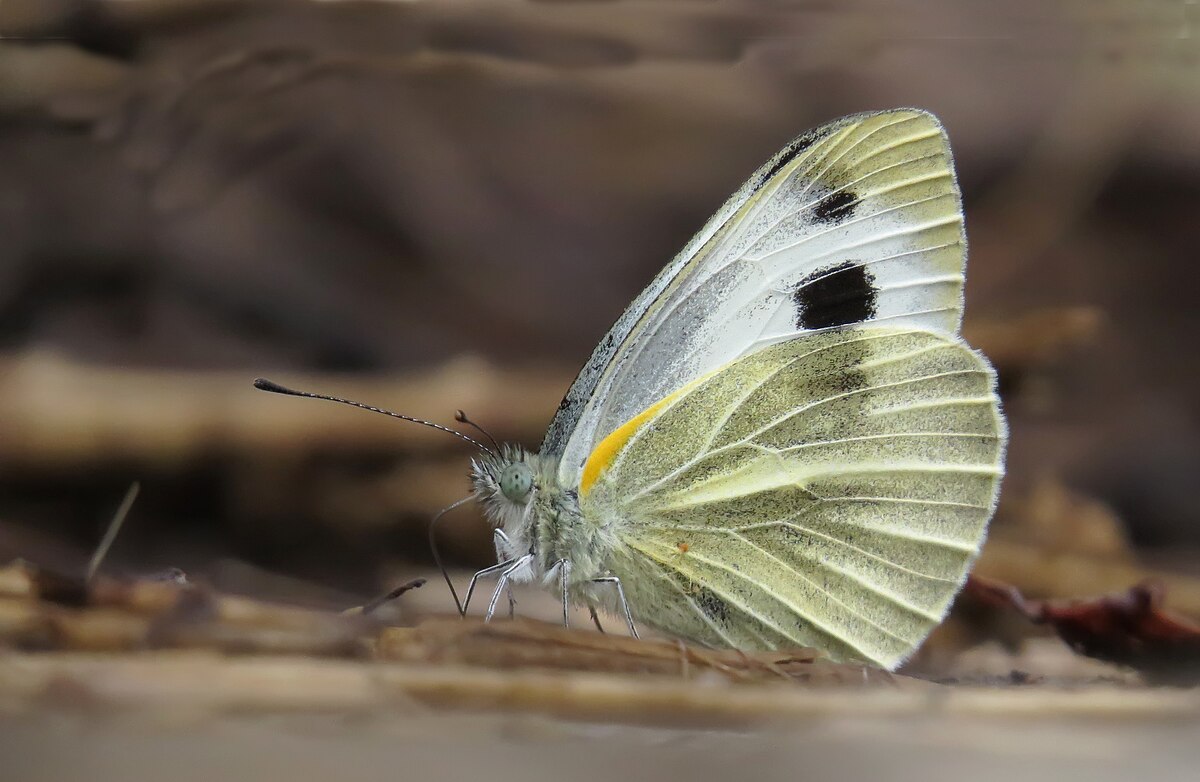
[4, 708, 1195, 782]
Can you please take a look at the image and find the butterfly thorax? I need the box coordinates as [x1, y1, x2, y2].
[470, 447, 616, 583]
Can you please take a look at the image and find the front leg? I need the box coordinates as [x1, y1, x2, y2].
[484, 553, 534, 621]
[493, 529, 517, 618]
[463, 558, 518, 616]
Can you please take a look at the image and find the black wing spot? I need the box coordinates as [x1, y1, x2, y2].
[792, 260, 877, 330]
[813, 189, 859, 224]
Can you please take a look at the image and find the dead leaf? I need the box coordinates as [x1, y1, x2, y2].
[965, 574, 1200, 685]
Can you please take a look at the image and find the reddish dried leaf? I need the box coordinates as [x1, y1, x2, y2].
[965, 574, 1200, 684]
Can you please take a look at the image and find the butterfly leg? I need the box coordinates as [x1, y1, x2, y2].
[484, 553, 534, 622]
[492, 529, 517, 618]
[588, 576, 639, 639]
[552, 559, 572, 629]
[462, 557, 517, 617]
[588, 604, 605, 634]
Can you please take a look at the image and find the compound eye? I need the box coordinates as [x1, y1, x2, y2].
[499, 463, 534, 502]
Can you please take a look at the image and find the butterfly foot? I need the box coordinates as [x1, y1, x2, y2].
[589, 576, 639, 639]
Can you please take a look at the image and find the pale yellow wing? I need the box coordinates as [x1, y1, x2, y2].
[579, 326, 1005, 669]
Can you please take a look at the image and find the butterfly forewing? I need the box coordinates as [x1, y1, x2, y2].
[548, 109, 969, 486]
[580, 326, 1005, 668]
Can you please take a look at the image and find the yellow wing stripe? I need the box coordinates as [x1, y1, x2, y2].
[580, 392, 678, 497]
[579, 366, 725, 496]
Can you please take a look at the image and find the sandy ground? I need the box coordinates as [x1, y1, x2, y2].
[4, 699, 1199, 782]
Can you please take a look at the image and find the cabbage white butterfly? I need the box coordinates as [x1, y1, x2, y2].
[258, 109, 1005, 669]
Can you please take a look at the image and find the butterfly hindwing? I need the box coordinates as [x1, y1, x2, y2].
[546, 109, 969, 486]
[580, 326, 1005, 668]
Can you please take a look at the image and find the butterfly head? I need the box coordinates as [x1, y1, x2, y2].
[471, 445, 536, 519]
[470, 446, 566, 544]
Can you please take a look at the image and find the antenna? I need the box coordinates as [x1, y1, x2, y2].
[455, 409, 501, 455]
[253, 378, 489, 452]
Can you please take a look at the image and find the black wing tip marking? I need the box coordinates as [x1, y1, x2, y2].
[792, 261, 879, 330]
[758, 133, 818, 186]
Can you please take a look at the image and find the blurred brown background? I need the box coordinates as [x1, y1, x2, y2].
[0, 0, 1198, 641]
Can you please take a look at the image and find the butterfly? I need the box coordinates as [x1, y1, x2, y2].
[258, 108, 1006, 670]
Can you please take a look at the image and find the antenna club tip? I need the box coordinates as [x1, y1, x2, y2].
[254, 377, 288, 393]
[454, 410, 467, 422]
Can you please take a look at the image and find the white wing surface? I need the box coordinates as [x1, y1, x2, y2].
[544, 110, 968, 485]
